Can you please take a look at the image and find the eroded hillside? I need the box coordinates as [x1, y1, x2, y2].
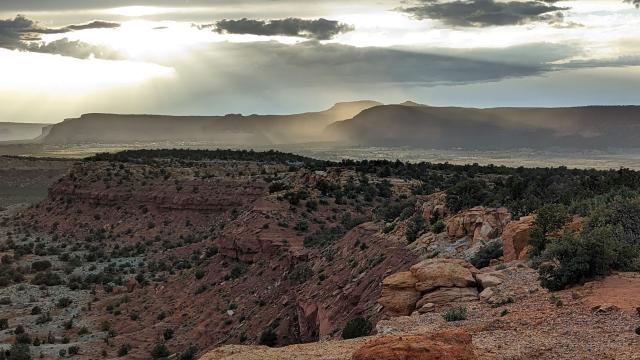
[1, 150, 639, 359]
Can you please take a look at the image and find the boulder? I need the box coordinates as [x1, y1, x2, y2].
[591, 303, 620, 314]
[479, 288, 494, 302]
[417, 287, 479, 306]
[417, 192, 448, 221]
[410, 259, 477, 292]
[351, 328, 477, 360]
[416, 302, 436, 314]
[379, 287, 421, 316]
[382, 271, 418, 289]
[502, 215, 536, 262]
[446, 207, 511, 244]
[475, 273, 503, 289]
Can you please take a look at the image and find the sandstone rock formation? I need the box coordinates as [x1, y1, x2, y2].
[417, 287, 479, 306]
[379, 259, 480, 315]
[410, 259, 477, 292]
[475, 272, 503, 289]
[446, 207, 511, 245]
[501, 215, 536, 261]
[378, 272, 421, 316]
[417, 192, 448, 221]
[351, 328, 477, 360]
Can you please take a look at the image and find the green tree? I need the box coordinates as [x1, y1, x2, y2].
[405, 214, 425, 243]
[529, 203, 569, 256]
[342, 316, 372, 339]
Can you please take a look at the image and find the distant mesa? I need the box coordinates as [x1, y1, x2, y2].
[325, 104, 640, 149]
[38, 100, 381, 145]
[19, 100, 640, 149]
[0, 122, 48, 142]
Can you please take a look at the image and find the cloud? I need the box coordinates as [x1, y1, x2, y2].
[210, 18, 354, 40]
[0, 15, 67, 49]
[24, 38, 124, 60]
[65, 21, 120, 31]
[402, 0, 568, 27]
[625, 0, 640, 7]
[0, 15, 121, 59]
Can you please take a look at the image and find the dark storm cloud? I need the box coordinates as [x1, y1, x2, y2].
[0, 15, 67, 48]
[402, 0, 568, 27]
[210, 18, 354, 40]
[0, 15, 121, 59]
[625, 0, 640, 7]
[196, 40, 553, 87]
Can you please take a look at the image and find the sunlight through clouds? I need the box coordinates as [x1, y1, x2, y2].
[0, 48, 174, 93]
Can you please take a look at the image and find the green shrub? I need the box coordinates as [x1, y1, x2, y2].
[268, 182, 288, 193]
[163, 328, 174, 341]
[288, 263, 313, 283]
[529, 203, 569, 256]
[31, 272, 63, 286]
[445, 179, 489, 213]
[68, 346, 79, 356]
[30, 260, 52, 272]
[442, 306, 467, 322]
[35, 313, 51, 324]
[430, 219, 446, 233]
[117, 344, 131, 357]
[539, 227, 635, 290]
[405, 214, 425, 243]
[7, 343, 31, 360]
[194, 268, 205, 280]
[549, 295, 563, 307]
[470, 242, 503, 269]
[179, 345, 198, 360]
[15, 333, 31, 345]
[342, 316, 372, 339]
[259, 328, 277, 347]
[56, 297, 73, 308]
[304, 226, 346, 248]
[150, 343, 170, 359]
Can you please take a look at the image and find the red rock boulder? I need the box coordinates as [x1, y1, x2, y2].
[351, 328, 477, 360]
[501, 215, 536, 261]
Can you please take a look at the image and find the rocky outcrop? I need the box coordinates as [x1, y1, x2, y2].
[410, 259, 477, 292]
[501, 215, 536, 261]
[446, 207, 511, 244]
[417, 287, 479, 306]
[351, 328, 477, 360]
[417, 192, 448, 221]
[475, 273, 503, 289]
[378, 272, 421, 316]
[379, 259, 480, 315]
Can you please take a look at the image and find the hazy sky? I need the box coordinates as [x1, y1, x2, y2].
[1, 0, 640, 123]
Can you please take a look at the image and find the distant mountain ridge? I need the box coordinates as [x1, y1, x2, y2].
[326, 103, 640, 149]
[36, 101, 640, 149]
[40, 100, 381, 145]
[0, 122, 47, 142]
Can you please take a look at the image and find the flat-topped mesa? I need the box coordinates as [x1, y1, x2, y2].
[40, 101, 381, 145]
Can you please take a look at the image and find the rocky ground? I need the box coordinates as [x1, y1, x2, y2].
[0, 153, 638, 360]
[203, 265, 640, 359]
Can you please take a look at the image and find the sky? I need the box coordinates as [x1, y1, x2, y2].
[1, 0, 640, 123]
